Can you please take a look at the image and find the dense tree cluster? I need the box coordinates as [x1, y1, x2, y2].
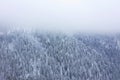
[0, 31, 120, 80]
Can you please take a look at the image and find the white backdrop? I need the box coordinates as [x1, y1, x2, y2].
[0, 0, 120, 33]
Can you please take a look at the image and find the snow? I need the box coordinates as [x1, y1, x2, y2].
[0, 31, 120, 80]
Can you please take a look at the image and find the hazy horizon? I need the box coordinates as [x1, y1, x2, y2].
[0, 0, 120, 33]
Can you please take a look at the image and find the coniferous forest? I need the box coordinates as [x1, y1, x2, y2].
[0, 31, 120, 80]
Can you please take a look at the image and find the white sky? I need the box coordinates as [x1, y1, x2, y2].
[0, 0, 120, 33]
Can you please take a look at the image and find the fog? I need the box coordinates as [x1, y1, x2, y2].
[0, 0, 120, 33]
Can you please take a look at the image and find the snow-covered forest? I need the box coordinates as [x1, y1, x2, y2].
[0, 31, 120, 80]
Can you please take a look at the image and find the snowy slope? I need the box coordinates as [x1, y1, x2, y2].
[0, 31, 120, 80]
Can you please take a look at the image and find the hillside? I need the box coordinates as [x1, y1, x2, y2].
[0, 31, 120, 80]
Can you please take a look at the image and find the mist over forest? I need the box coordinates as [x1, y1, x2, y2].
[0, 0, 120, 79]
